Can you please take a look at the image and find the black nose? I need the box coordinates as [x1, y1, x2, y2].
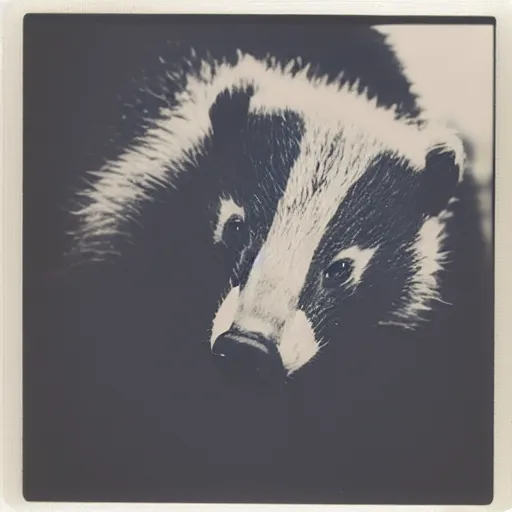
[212, 329, 285, 384]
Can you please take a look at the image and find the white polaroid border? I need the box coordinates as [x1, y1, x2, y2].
[1, 1, 511, 511]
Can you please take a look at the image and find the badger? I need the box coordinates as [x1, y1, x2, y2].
[31, 23, 493, 501]
[69, 31, 467, 384]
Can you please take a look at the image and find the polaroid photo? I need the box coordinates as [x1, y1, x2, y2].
[1, 1, 511, 511]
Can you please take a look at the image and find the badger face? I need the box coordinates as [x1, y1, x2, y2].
[205, 82, 463, 380]
[73, 52, 464, 381]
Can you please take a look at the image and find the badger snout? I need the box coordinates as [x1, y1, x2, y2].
[210, 286, 320, 379]
[212, 327, 285, 383]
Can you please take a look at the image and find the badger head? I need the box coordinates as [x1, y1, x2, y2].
[72, 52, 465, 382]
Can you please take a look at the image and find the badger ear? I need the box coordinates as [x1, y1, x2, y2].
[419, 144, 464, 217]
[209, 86, 255, 137]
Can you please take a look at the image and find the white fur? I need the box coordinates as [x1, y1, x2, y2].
[278, 310, 319, 375]
[72, 51, 463, 255]
[210, 286, 240, 346]
[213, 197, 245, 244]
[380, 210, 452, 329]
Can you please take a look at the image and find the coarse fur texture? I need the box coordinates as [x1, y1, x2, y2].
[71, 51, 463, 256]
[70, 48, 465, 375]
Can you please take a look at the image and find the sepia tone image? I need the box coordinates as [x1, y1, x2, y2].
[22, 15, 494, 505]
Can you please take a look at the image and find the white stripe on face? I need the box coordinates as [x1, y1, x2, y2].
[209, 119, 392, 374]
[234, 119, 389, 336]
[277, 309, 319, 375]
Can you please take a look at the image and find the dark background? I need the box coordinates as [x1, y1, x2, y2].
[23, 15, 495, 505]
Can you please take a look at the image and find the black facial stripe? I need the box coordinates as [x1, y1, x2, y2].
[243, 110, 305, 219]
[210, 108, 305, 290]
[298, 151, 430, 325]
[319, 152, 426, 255]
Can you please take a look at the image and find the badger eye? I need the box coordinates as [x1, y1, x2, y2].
[222, 215, 248, 250]
[323, 258, 354, 288]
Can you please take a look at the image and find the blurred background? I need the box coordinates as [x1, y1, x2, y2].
[377, 24, 494, 256]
